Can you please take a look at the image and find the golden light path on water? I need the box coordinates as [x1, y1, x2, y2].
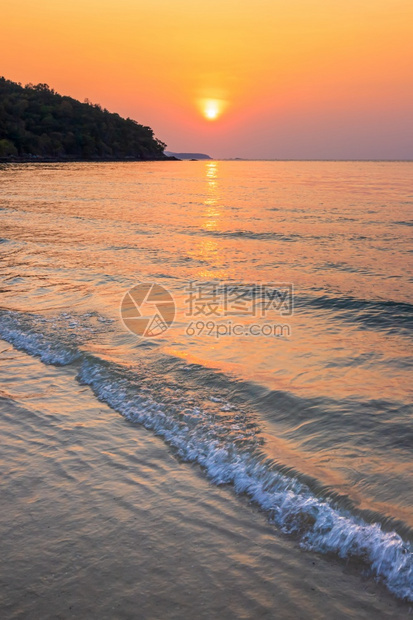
[188, 160, 228, 280]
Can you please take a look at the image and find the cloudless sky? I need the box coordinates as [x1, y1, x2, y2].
[3, 0, 413, 158]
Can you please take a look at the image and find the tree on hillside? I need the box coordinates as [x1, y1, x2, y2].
[0, 77, 169, 161]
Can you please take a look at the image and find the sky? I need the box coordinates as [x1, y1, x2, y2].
[2, 0, 413, 159]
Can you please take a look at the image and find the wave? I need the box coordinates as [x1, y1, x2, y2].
[0, 316, 80, 365]
[297, 294, 413, 334]
[394, 220, 413, 227]
[0, 310, 114, 365]
[187, 229, 301, 242]
[0, 310, 412, 601]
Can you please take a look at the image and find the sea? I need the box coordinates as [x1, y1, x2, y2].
[0, 161, 412, 618]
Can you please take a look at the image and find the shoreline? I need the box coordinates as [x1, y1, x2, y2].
[1, 157, 412, 164]
[0, 156, 179, 164]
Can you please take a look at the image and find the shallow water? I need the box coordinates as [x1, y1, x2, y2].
[0, 161, 412, 613]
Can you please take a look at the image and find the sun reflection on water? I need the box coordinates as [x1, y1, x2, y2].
[190, 161, 229, 279]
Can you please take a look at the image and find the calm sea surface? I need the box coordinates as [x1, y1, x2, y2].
[0, 161, 412, 616]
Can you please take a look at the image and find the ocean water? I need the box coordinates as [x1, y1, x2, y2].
[0, 161, 412, 615]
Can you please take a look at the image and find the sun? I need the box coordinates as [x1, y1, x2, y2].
[199, 98, 226, 121]
[204, 101, 219, 120]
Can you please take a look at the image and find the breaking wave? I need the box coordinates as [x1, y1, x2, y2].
[0, 309, 412, 602]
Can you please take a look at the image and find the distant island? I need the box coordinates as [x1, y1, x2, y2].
[0, 78, 173, 162]
[165, 151, 212, 160]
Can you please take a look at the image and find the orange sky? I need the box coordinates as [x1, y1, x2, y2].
[3, 0, 413, 158]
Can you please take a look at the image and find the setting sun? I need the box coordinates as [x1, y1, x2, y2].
[201, 99, 224, 121]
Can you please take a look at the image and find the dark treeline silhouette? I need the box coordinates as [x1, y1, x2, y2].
[0, 78, 170, 161]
